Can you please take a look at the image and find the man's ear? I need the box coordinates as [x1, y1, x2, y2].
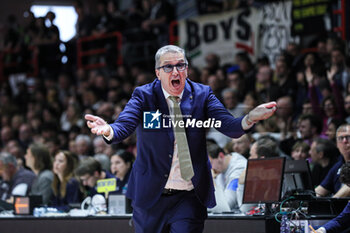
[218, 152, 225, 159]
[156, 69, 161, 80]
[318, 151, 324, 159]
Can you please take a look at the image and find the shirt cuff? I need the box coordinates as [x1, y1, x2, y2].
[241, 115, 254, 130]
[103, 125, 114, 141]
[318, 227, 326, 233]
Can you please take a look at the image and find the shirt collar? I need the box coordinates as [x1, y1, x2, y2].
[161, 85, 184, 101]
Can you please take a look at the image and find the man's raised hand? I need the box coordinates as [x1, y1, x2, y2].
[248, 101, 277, 123]
[85, 114, 111, 137]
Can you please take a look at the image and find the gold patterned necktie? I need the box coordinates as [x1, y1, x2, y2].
[169, 96, 194, 181]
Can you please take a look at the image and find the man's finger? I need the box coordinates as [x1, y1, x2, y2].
[91, 128, 97, 134]
[263, 101, 277, 109]
[85, 114, 98, 121]
[87, 121, 93, 128]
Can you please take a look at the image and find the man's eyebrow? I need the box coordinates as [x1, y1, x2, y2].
[162, 59, 185, 64]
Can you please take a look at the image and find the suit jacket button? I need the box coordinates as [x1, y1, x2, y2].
[164, 174, 168, 178]
[169, 154, 172, 158]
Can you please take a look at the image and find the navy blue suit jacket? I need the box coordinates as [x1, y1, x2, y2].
[323, 201, 350, 233]
[108, 79, 246, 209]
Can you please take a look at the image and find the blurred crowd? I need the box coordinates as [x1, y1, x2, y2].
[1, 0, 350, 212]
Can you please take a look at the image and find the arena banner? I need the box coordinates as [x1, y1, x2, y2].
[259, 1, 293, 67]
[178, 8, 260, 68]
[291, 0, 331, 36]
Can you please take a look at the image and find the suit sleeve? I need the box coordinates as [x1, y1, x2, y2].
[109, 87, 143, 143]
[206, 88, 245, 138]
[323, 202, 350, 233]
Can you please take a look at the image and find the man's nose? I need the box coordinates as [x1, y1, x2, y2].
[171, 66, 179, 74]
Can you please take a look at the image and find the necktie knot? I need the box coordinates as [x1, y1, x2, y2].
[169, 96, 180, 104]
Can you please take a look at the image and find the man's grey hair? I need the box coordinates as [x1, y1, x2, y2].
[75, 134, 92, 145]
[94, 153, 110, 171]
[93, 136, 105, 146]
[221, 88, 238, 99]
[0, 152, 17, 167]
[336, 124, 350, 135]
[256, 135, 279, 158]
[155, 45, 188, 69]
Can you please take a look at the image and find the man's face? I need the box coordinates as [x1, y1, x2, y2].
[309, 141, 319, 162]
[331, 50, 344, 66]
[256, 66, 271, 84]
[0, 161, 10, 181]
[156, 52, 187, 96]
[344, 96, 350, 114]
[209, 154, 225, 174]
[223, 92, 237, 109]
[298, 119, 312, 139]
[336, 126, 350, 161]
[79, 172, 98, 188]
[227, 73, 240, 89]
[276, 97, 292, 119]
[232, 135, 250, 155]
[249, 142, 258, 159]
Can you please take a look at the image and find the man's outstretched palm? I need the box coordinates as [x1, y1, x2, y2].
[85, 114, 110, 136]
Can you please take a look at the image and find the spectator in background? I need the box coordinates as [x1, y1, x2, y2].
[315, 124, 350, 197]
[291, 140, 310, 161]
[273, 53, 297, 100]
[207, 142, 247, 212]
[18, 123, 33, 150]
[25, 143, 54, 205]
[243, 91, 258, 115]
[1, 126, 14, 148]
[94, 153, 110, 171]
[273, 95, 294, 141]
[234, 52, 255, 93]
[231, 134, 252, 159]
[60, 101, 84, 132]
[226, 70, 247, 102]
[74, 0, 95, 38]
[317, 38, 329, 66]
[237, 135, 280, 212]
[207, 74, 223, 100]
[298, 114, 323, 145]
[110, 151, 134, 194]
[141, 0, 175, 46]
[105, 0, 127, 33]
[93, 137, 109, 155]
[44, 11, 60, 43]
[50, 150, 82, 211]
[326, 118, 346, 143]
[75, 134, 93, 160]
[309, 138, 339, 187]
[330, 48, 349, 92]
[92, 0, 109, 35]
[221, 88, 245, 117]
[0, 152, 35, 202]
[255, 65, 279, 103]
[315, 162, 350, 233]
[344, 94, 350, 123]
[75, 157, 116, 197]
[307, 55, 345, 135]
[204, 53, 220, 75]
[286, 42, 303, 69]
[5, 140, 25, 167]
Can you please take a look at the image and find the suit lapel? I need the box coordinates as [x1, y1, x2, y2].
[180, 79, 194, 119]
[153, 80, 174, 143]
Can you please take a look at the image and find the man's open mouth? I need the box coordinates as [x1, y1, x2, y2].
[171, 79, 180, 88]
